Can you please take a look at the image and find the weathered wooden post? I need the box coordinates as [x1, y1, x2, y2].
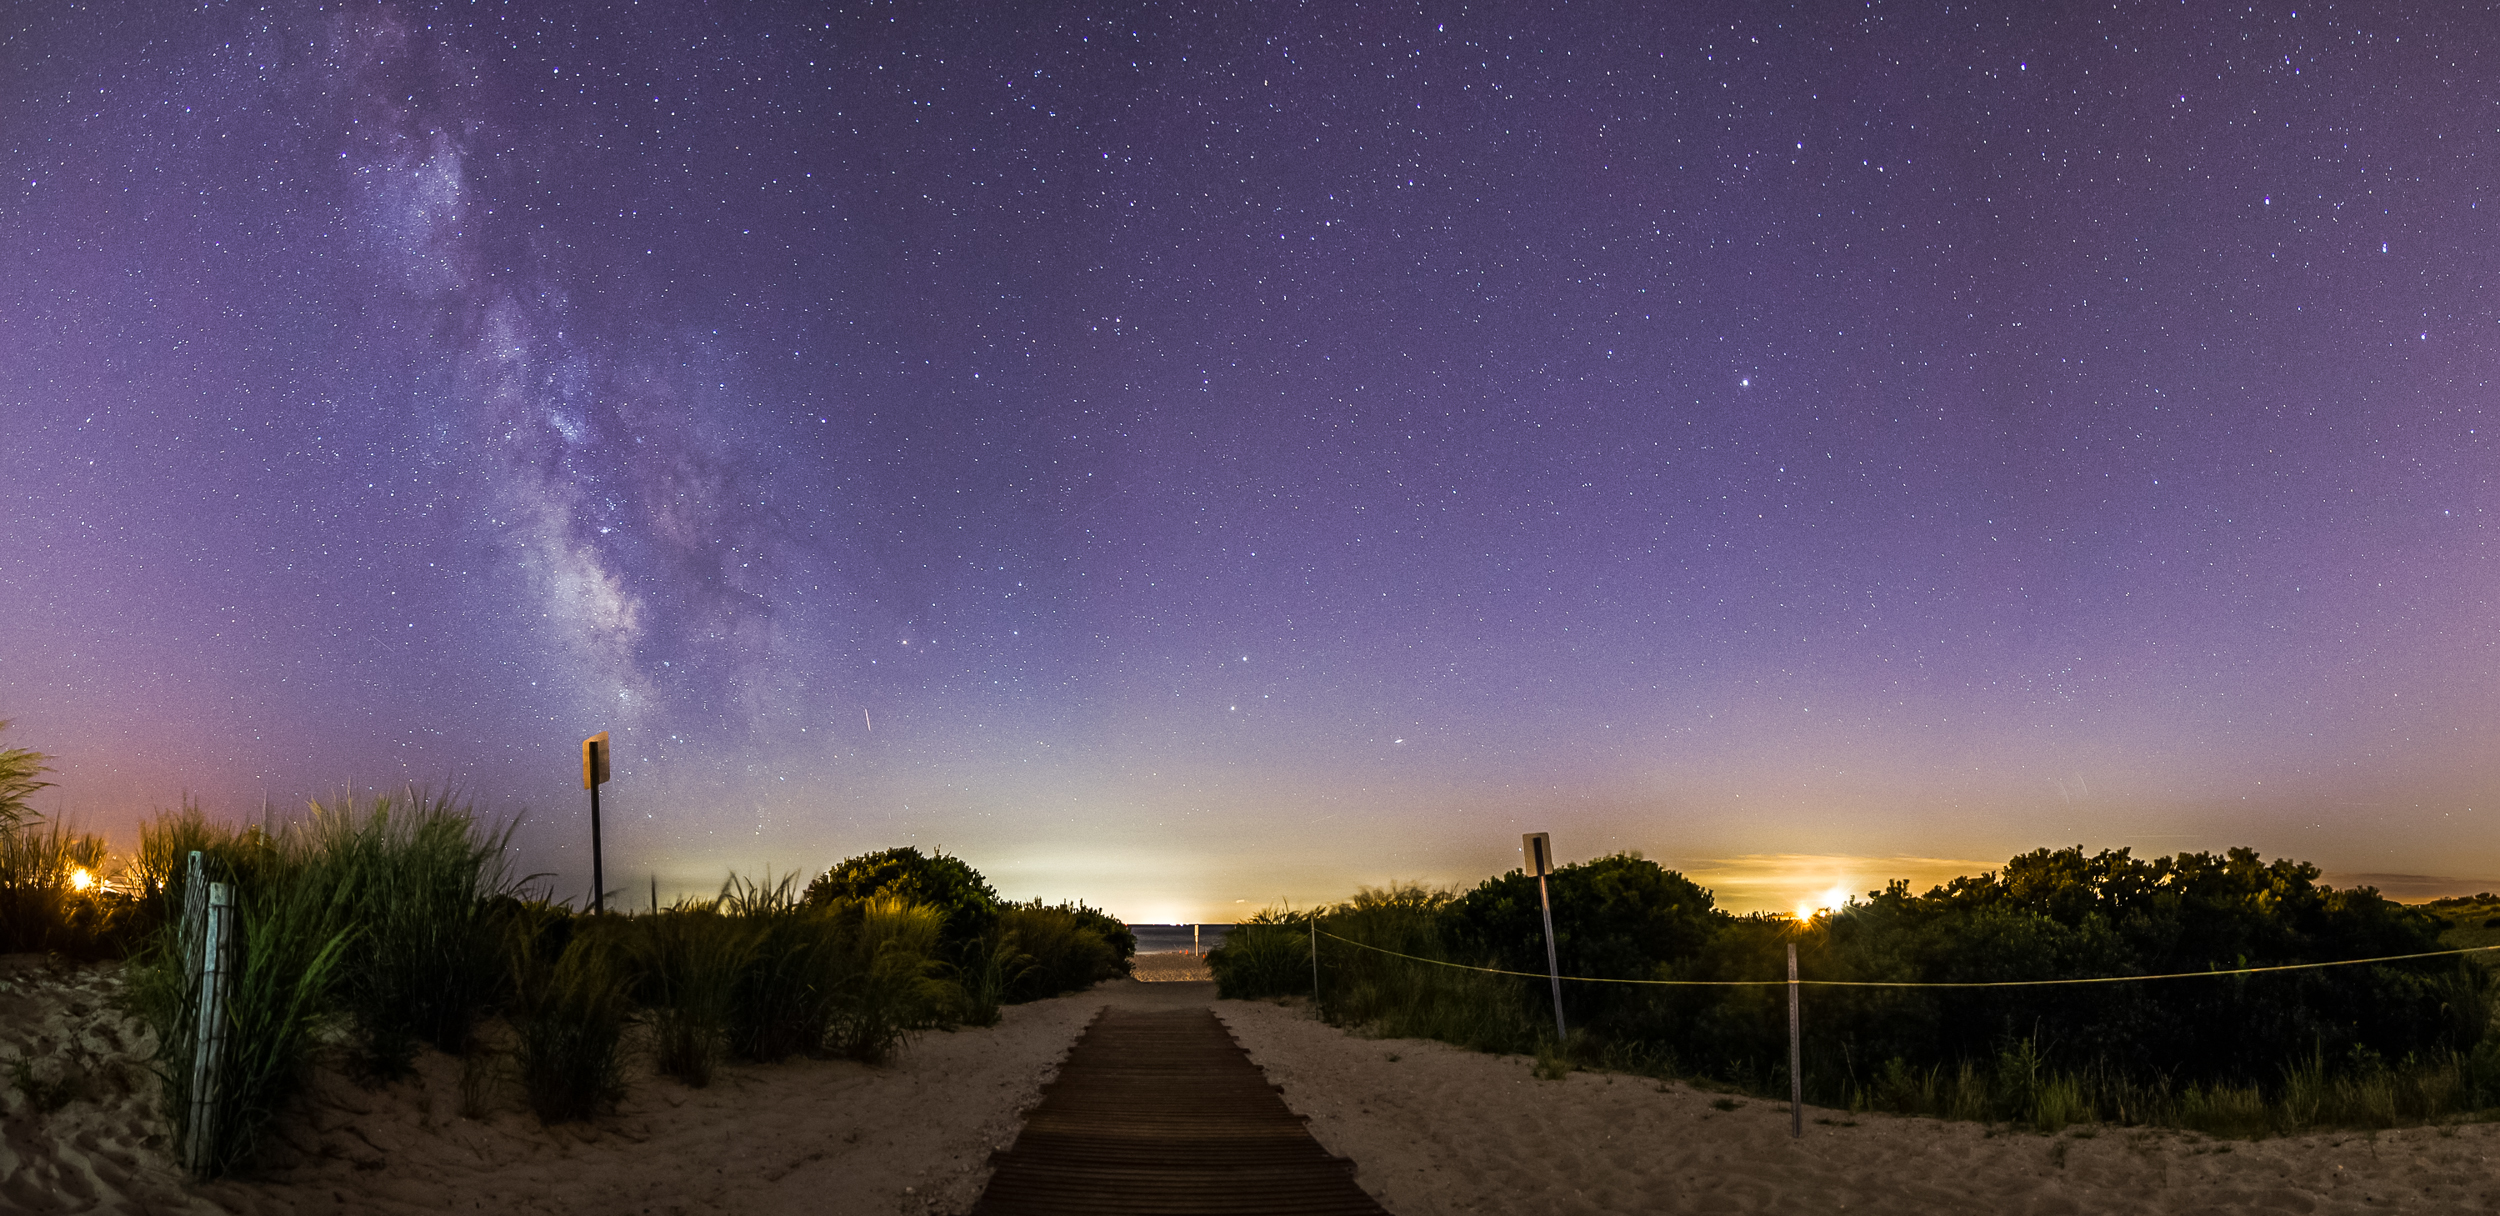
[1524, 832, 1567, 1043]
[180, 851, 233, 1174]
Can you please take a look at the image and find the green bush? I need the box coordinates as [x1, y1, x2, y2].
[1252, 846, 2498, 1136]
[804, 846, 999, 960]
[1207, 910, 1318, 1000]
[827, 895, 956, 1062]
[998, 900, 1132, 1002]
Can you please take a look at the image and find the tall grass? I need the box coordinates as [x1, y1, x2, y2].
[1844, 1039, 2500, 1136]
[958, 899, 1133, 1023]
[1210, 912, 1319, 1000]
[0, 819, 125, 958]
[829, 895, 954, 1062]
[719, 874, 847, 1062]
[125, 792, 524, 1171]
[630, 898, 755, 1087]
[506, 901, 631, 1123]
[125, 812, 358, 1177]
[296, 789, 523, 1077]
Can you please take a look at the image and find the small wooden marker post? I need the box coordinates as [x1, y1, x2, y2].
[1524, 832, 1568, 1043]
[582, 732, 611, 914]
[1788, 942, 1803, 1139]
[179, 851, 233, 1175]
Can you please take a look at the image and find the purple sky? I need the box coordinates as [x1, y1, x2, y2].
[6, 2, 2497, 920]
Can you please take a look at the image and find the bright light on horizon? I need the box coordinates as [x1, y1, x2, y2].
[68, 867, 95, 892]
[1796, 882, 1854, 920]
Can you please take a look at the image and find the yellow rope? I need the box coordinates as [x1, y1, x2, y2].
[1315, 930, 2500, 988]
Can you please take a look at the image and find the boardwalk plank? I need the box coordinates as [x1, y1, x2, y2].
[972, 1007, 1388, 1216]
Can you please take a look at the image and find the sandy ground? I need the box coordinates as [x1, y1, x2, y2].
[1127, 950, 1212, 982]
[9, 952, 2500, 1214]
[1219, 997, 2500, 1214]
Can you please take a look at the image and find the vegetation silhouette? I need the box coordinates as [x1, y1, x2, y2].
[1211, 847, 2500, 1135]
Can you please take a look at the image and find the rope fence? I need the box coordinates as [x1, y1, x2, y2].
[1317, 930, 2500, 989]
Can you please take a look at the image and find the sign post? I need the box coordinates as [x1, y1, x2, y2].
[1523, 832, 1568, 1043]
[582, 732, 610, 914]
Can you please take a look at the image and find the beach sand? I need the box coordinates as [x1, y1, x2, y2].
[8, 955, 2499, 1213]
[1127, 950, 1213, 982]
[1217, 996, 2500, 1214]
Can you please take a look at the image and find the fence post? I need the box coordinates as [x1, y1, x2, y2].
[184, 861, 235, 1174]
[1309, 916, 1320, 1003]
[1524, 833, 1568, 1043]
[1788, 942, 1802, 1140]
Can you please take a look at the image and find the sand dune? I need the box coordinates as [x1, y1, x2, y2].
[6, 956, 2498, 1214]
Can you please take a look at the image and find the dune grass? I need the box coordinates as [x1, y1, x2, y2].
[123, 791, 524, 1170]
[0, 819, 124, 958]
[11, 779, 1108, 1168]
[124, 809, 358, 1177]
[629, 898, 755, 1087]
[506, 901, 632, 1123]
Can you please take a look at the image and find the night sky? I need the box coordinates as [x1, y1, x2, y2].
[7, 2, 2499, 921]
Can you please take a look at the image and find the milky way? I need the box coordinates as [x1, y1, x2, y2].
[5, 3, 2498, 918]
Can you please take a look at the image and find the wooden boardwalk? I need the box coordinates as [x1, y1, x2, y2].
[972, 1007, 1389, 1216]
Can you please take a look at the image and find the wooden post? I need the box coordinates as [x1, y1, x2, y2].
[1788, 942, 1803, 1140]
[1309, 915, 1320, 1002]
[1525, 833, 1568, 1043]
[185, 873, 233, 1173]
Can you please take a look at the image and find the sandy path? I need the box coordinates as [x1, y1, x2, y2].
[1219, 996, 2500, 1215]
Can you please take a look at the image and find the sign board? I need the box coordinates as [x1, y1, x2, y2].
[1522, 831, 1552, 877]
[582, 732, 610, 789]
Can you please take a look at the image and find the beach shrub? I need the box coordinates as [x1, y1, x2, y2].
[1206, 910, 1317, 1000]
[804, 846, 1000, 959]
[827, 895, 956, 1062]
[1445, 853, 1719, 1033]
[1269, 845, 2493, 1136]
[1000, 899, 1132, 1001]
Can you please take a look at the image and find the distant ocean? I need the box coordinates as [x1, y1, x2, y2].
[1126, 923, 1236, 954]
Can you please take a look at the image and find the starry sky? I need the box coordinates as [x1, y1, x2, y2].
[6, 2, 2499, 921]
